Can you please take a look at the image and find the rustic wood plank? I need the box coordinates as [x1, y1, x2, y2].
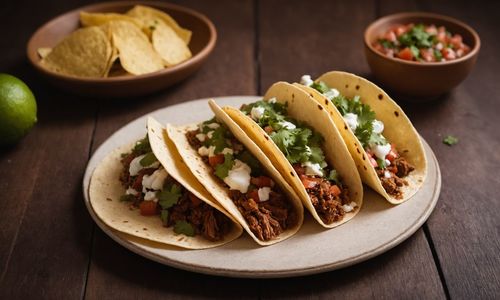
[258, 0, 446, 298]
[0, 1, 96, 298]
[401, 1, 500, 298]
[85, 0, 258, 298]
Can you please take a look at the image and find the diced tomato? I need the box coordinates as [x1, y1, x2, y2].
[264, 126, 274, 134]
[139, 201, 158, 216]
[442, 48, 456, 60]
[425, 25, 438, 35]
[394, 24, 408, 37]
[247, 189, 259, 201]
[384, 30, 397, 42]
[329, 185, 341, 197]
[293, 164, 305, 176]
[397, 47, 414, 61]
[189, 192, 202, 206]
[420, 48, 434, 62]
[366, 151, 378, 168]
[450, 34, 463, 49]
[208, 154, 225, 167]
[300, 175, 321, 189]
[251, 176, 273, 187]
[386, 144, 399, 162]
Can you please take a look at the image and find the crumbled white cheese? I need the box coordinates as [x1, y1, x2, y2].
[129, 154, 160, 176]
[385, 159, 391, 166]
[144, 191, 158, 202]
[142, 168, 168, 190]
[324, 88, 340, 99]
[207, 131, 214, 139]
[279, 121, 296, 130]
[221, 148, 234, 155]
[268, 97, 277, 104]
[343, 113, 359, 131]
[384, 170, 391, 178]
[372, 143, 391, 160]
[300, 74, 314, 87]
[258, 187, 272, 202]
[198, 145, 216, 157]
[302, 161, 323, 177]
[206, 123, 220, 129]
[196, 133, 206, 142]
[251, 106, 265, 120]
[342, 201, 358, 213]
[223, 159, 252, 193]
[126, 188, 138, 196]
[372, 120, 384, 134]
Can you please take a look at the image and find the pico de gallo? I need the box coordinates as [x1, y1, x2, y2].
[119, 136, 232, 241]
[304, 76, 415, 199]
[186, 118, 298, 241]
[240, 99, 357, 224]
[373, 23, 470, 62]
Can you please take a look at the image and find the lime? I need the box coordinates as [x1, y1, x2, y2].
[0, 74, 37, 145]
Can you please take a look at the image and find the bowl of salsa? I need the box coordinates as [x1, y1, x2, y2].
[364, 12, 480, 98]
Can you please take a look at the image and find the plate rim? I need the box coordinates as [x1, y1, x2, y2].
[83, 96, 441, 278]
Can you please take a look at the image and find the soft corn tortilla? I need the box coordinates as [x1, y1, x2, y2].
[222, 82, 363, 228]
[296, 71, 427, 204]
[167, 100, 304, 246]
[88, 117, 243, 249]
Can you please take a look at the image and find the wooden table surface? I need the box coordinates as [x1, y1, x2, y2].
[1, 0, 499, 299]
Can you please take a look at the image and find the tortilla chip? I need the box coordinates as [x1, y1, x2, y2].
[80, 11, 144, 29]
[37, 47, 52, 59]
[127, 5, 192, 44]
[152, 20, 192, 67]
[40, 26, 112, 77]
[107, 20, 164, 75]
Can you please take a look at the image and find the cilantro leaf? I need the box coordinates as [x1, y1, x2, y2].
[160, 210, 169, 225]
[158, 184, 182, 209]
[139, 152, 158, 167]
[208, 126, 230, 152]
[326, 169, 340, 184]
[309, 146, 325, 164]
[376, 158, 387, 169]
[174, 220, 195, 236]
[214, 154, 235, 179]
[132, 136, 151, 154]
[443, 135, 458, 146]
[434, 49, 443, 61]
[410, 45, 420, 59]
[310, 81, 330, 93]
[236, 150, 262, 175]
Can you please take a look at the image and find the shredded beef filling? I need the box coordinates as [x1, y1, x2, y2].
[119, 150, 231, 241]
[187, 129, 297, 241]
[377, 156, 415, 199]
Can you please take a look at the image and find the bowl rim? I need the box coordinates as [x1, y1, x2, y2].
[364, 11, 480, 67]
[26, 0, 217, 83]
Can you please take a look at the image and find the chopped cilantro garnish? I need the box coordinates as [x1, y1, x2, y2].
[132, 136, 151, 154]
[398, 24, 433, 49]
[215, 154, 235, 179]
[434, 49, 443, 61]
[120, 194, 135, 202]
[174, 220, 195, 236]
[443, 135, 458, 146]
[208, 126, 230, 152]
[376, 158, 387, 169]
[158, 184, 182, 209]
[310, 81, 330, 93]
[160, 210, 169, 225]
[326, 169, 340, 184]
[139, 152, 158, 167]
[236, 150, 262, 175]
[410, 45, 420, 59]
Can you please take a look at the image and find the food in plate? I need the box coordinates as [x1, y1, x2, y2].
[297, 71, 427, 204]
[373, 23, 470, 62]
[39, 5, 192, 78]
[167, 100, 304, 245]
[88, 117, 242, 249]
[221, 82, 363, 228]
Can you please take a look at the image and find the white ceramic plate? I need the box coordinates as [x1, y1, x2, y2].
[83, 96, 441, 278]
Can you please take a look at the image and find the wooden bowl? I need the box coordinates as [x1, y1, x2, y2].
[27, 1, 216, 98]
[364, 12, 480, 99]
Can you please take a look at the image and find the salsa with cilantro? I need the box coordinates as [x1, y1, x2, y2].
[119, 136, 232, 241]
[185, 118, 298, 241]
[240, 100, 356, 224]
[373, 23, 470, 62]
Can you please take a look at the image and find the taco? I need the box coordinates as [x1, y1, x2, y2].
[296, 71, 427, 204]
[88, 117, 243, 249]
[221, 82, 363, 228]
[167, 101, 304, 245]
